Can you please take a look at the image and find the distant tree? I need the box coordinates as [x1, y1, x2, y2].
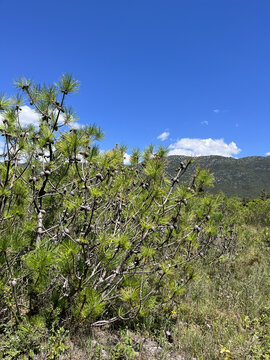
[260, 188, 270, 201]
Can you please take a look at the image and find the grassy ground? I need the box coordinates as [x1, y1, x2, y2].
[76, 222, 269, 359]
[32, 227, 270, 359]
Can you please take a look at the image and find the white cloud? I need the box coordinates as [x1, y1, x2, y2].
[266, 152, 270, 156]
[19, 105, 40, 126]
[68, 121, 83, 130]
[168, 138, 241, 157]
[157, 131, 170, 141]
[0, 105, 40, 127]
[201, 121, 208, 125]
[0, 105, 81, 129]
[123, 153, 131, 165]
[213, 109, 220, 113]
[0, 139, 5, 153]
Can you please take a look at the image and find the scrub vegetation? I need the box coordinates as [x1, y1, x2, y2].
[0, 75, 269, 359]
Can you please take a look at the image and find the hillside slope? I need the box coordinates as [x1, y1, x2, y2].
[166, 155, 270, 198]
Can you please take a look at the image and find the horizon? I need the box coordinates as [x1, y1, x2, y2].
[167, 154, 270, 159]
[1, 0, 269, 159]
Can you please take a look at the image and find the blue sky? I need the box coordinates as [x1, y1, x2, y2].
[1, 0, 270, 158]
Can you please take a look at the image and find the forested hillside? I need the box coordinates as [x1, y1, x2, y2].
[166, 155, 270, 198]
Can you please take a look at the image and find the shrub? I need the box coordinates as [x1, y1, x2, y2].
[0, 75, 233, 334]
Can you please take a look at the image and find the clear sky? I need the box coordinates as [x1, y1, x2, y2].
[1, 0, 269, 158]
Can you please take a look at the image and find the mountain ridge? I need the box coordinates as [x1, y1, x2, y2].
[165, 155, 270, 198]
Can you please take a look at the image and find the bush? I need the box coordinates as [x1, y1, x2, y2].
[0, 75, 237, 358]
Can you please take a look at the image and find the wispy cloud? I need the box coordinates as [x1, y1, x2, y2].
[201, 120, 208, 125]
[168, 138, 241, 157]
[213, 109, 220, 113]
[157, 131, 170, 141]
[266, 152, 270, 156]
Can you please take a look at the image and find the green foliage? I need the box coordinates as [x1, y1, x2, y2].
[0, 93, 11, 110]
[48, 326, 70, 359]
[111, 329, 136, 359]
[1, 75, 269, 359]
[57, 73, 80, 94]
[74, 288, 105, 320]
[2, 75, 212, 328]
[0, 320, 46, 359]
[23, 245, 56, 291]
